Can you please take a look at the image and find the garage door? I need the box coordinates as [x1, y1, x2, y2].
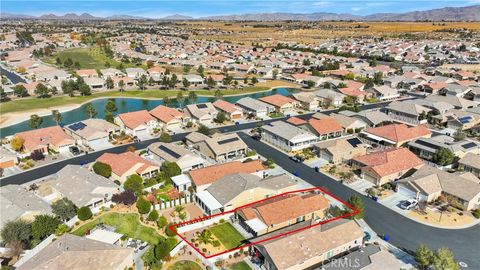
[135, 128, 149, 138]
[88, 137, 109, 150]
[397, 184, 417, 199]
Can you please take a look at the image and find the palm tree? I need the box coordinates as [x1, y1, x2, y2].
[197, 229, 213, 245]
[188, 91, 197, 102]
[51, 110, 63, 125]
[86, 104, 97, 118]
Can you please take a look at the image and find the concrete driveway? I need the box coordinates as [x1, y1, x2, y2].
[380, 193, 412, 215]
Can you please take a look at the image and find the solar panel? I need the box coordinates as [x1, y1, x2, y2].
[462, 142, 477, 149]
[413, 139, 440, 151]
[458, 116, 472, 124]
[196, 104, 208, 109]
[68, 122, 86, 131]
[217, 137, 239, 145]
[159, 145, 181, 159]
[347, 138, 362, 148]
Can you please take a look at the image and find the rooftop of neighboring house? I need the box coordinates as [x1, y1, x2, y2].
[408, 135, 480, 154]
[308, 117, 343, 135]
[206, 173, 297, 205]
[290, 92, 317, 103]
[188, 159, 266, 187]
[202, 133, 248, 156]
[235, 97, 274, 111]
[116, 110, 156, 130]
[398, 165, 480, 202]
[259, 94, 296, 108]
[147, 142, 197, 163]
[238, 192, 329, 227]
[262, 121, 317, 142]
[362, 123, 431, 143]
[386, 100, 432, 116]
[15, 125, 75, 151]
[184, 102, 217, 119]
[286, 116, 307, 126]
[39, 165, 119, 207]
[149, 105, 186, 123]
[16, 234, 133, 270]
[314, 137, 366, 156]
[459, 153, 480, 170]
[353, 148, 423, 177]
[212, 99, 241, 114]
[76, 69, 98, 77]
[96, 151, 159, 177]
[254, 219, 363, 270]
[0, 185, 51, 229]
[65, 118, 119, 141]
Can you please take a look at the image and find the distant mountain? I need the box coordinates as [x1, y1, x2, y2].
[160, 14, 194, 20]
[1, 5, 479, 21]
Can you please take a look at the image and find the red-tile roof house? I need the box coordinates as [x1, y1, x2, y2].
[14, 126, 75, 154]
[307, 118, 344, 139]
[114, 110, 158, 137]
[149, 105, 189, 129]
[352, 148, 424, 186]
[286, 116, 307, 126]
[188, 160, 267, 192]
[259, 94, 298, 113]
[360, 123, 431, 148]
[96, 151, 160, 183]
[238, 192, 329, 236]
[76, 69, 98, 78]
[213, 100, 243, 120]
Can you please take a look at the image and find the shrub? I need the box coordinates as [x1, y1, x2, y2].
[473, 209, 480, 219]
[165, 223, 177, 237]
[112, 190, 137, 206]
[31, 215, 61, 241]
[161, 162, 181, 177]
[30, 150, 45, 161]
[157, 216, 168, 228]
[159, 133, 172, 143]
[147, 210, 159, 221]
[77, 207, 93, 221]
[55, 224, 70, 236]
[136, 197, 151, 215]
[124, 174, 144, 194]
[186, 121, 193, 128]
[93, 162, 112, 178]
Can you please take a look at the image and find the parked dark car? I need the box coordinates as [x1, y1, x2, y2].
[290, 155, 305, 163]
[251, 133, 262, 140]
[69, 146, 81, 156]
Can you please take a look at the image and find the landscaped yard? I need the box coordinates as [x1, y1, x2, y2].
[210, 223, 245, 250]
[72, 212, 164, 244]
[230, 261, 252, 270]
[0, 87, 270, 114]
[168, 260, 203, 270]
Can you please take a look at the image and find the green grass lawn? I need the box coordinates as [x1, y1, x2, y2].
[43, 47, 145, 70]
[230, 261, 252, 270]
[168, 260, 203, 270]
[210, 222, 245, 250]
[72, 212, 164, 245]
[0, 87, 270, 114]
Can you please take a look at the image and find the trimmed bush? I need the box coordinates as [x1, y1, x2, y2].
[147, 209, 159, 221]
[136, 197, 151, 215]
[77, 207, 93, 221]
[93, 162, 112, 178]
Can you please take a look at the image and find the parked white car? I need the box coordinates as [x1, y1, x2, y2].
[400, 199, 418, 210]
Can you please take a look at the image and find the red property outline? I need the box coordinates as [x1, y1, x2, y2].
[169, 187, 361, 259]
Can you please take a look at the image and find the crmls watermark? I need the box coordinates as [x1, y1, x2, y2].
[324, 258, 362, 268]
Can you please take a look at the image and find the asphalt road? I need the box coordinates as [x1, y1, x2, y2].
[237, 133, 480, 269]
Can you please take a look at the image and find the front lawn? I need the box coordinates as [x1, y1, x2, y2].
[72, 212, 164, 245]
[230, 261, 252, 270]
[168, 260, 203, 270]
[210, 223, 245, 250]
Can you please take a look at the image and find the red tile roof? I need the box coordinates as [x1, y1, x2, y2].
[259, 94, 296, 108]
[287, 117, 307, 126]
[363, 124, 431, 143]
[97, 151, 159, 177]
[353, 148, 423, 177]
[117, 110, 156, 129]
[308, 118, 343, 135]
[15, 126, 74, 152]
[149, 105, 185, 124]
[213, 99, 241, 114]
[188, 160, 266, 187]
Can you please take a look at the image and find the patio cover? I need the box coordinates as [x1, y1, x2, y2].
[245, 218, 268, 233]
[172, 174, 191, 186]
[86, 229, 123, 245]
[196, 190, 223, 212]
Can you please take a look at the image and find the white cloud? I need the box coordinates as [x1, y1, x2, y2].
[313, 1, 332, 7]
[351, 7, 366, 11]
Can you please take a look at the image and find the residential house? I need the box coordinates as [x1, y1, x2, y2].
[36, 165, 119, 208]
[458, 153, 480, 177]
[340, 109, 393, 128]
[262, 121, 318, 152]
[359, 123, 431, 148]
[352, 148, 424, 186]
[314, 112, 367, 133]
[368, 85, 400, 100]
[125, 67, 147, 79]
[385, 100, 432, 125]
[96, 151, 160, 183]
[149, 105, 189, 130]
[15, 234, 134, 270]
[314, 89, 346, 107]
[183, 74, 204, 86]
[192, 133, 248, 162]
[290, 92, 320, 111]
[235, 97, 275, 118]
[64, 119, 119, 150]
[0, 185, 52, 229]
[213, 99, 243, 120]
[147, 142, 207, 172]
[408, 135, 480, 162]
[251, 219, 363, 270]
[0, 148, 18, 168]
[307, 117, 344, 140]
[76, 69, 98, 78]
[259, 94, 298, 114]
[313, 137, 367, 165]
[195, 173, 297, 215]
[14, 126, 75, 154]
[237, 191, 329, 237]
[114, 110, 158, 138]
[184, 103, 218, 124]
[397, 165, 480, 210]
[425, 95, 477, 110]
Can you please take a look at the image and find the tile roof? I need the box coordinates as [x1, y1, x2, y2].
[286, 116, 306, 126]
[117, 110, 156, 129]
[213, 99, 241, 114]
[15, 126, 74, 151]
[149, 105, 185, 124]
[188, 160, 266, 187]
[363, 123, 431, 143]
[97, 151, 159, 177]
[353, 148, 423, 177]
[308, 118, 343, 135]
[259, 94, 296, 108]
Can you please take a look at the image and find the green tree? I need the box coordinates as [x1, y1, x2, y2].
[34, 83, 49, 98]
[453, 128, 466, 142]
[182, 78, 191, 88]
[346, 194, 365, 219]
[272, 69, 279, 79]
[124, 174, 144, 194]
[0, 219, 31, 245]
[106, 76, 114, 89]
[161, 162, 181, 177]
[197, 124, 211, 136]
[432, 247, 459, 270]
[118, 80, 125, 91]
[154, 240, 171, 260]
[136, 196, 151, 215]
[105, 112, 114, 123]
[306, 80, 315, 88]
[176, 91, 184, 104]
[251, 76, 258, 84]
[77, 207, 93, 221]
[214, 112, 227, 123]
[55, 224, 70, 236]
[78, 83, 91, 96]
[13, 85, 28, 97]
[206, 76, 216, 88]
[197, 229, 213, 245]
[415, 244, 433, 270]
[197, 65, 204, 76]
[29, 114, 43, 129]
[105, 99, 118, 113]
[169, 74, 178, 88]
[51, 110, 63, 125]
[51, 198, 77, 221]
[147, 209, 159, 221]
[31, 215, 61, 241]
[188, 91, 197, 102]
[159, 133, 172, 143]
[183, 65, 191, 74]
[93, 161, 112, 178]
[373, 72, 383, 85]
[432, 148, 455, 166]
[86, 104, 97, 118]
[137, 74, 148, 90]
[10, 136, 24, 152]
[214, 89, 223, 100]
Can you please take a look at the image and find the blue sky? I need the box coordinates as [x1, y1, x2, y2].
[2, 0, 479, 18]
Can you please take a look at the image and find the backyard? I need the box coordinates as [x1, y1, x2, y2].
[230, 261, 252, 270]
[72, 212, 164, 245]
[210, 223, 245, 250]
[168, 260, 203, 270]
